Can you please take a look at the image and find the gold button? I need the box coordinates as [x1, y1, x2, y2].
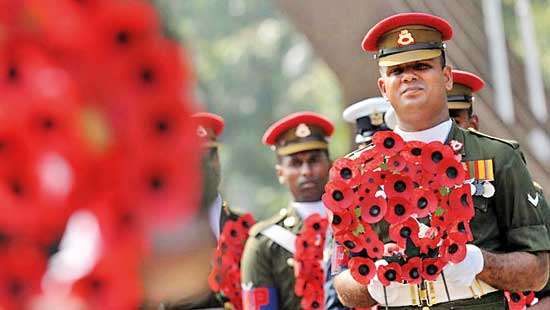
[283, 216, 296, 227]
[287, 258, 295, 266]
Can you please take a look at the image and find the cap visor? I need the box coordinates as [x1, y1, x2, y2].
[378, 49, 442, 67]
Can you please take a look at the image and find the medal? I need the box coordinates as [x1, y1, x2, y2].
[482, 181, 495, 198]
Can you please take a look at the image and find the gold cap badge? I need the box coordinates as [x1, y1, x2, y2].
[295, 123, 311, 138]
[397, 29, 415, 46]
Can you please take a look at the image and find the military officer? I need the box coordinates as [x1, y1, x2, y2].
[447, 70, 484, 130]
[333, 12, 550, 309]
[343, 97, 392, 148]
[241, 111, 334, 309]
[160, 112, 242, 310]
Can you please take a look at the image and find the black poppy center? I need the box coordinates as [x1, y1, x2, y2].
[358, 264, 370, 276]
[332, 214, 342, 225]
[394, 204, 406, 216]
[8, 279, 24, 297]
[302, 241, 309, 248]
[90, 278, 103, 291]
[369, 205, 381, 216]
[340, 168, 353, 180]
[394, 180, 407, 193]
[510, 292, 521, 303]
[313, 223, 320, 230]
[115, 30, 130, 45]
[41, 117, 55, 130]
[230, 229, 238, 237]
[343, 240, 356, 249]
[431, 151, 443, 163]
[155, 119, 170, 133]
[446, 167, 458, 179]
[400, 227, 412, 238]
[149, 176, 164, 190]
[411, 147, 422, 156]
[10, 181, 24, 197]
[384, 270, 397, 281]
[448, 244, 459, 254]
[141, 68, 155, 84]
[457, 222, 466, 232]
[312, 301, 320, 308]
[417, 197, 428, 209]
[426, 264, 438, 275]
[242, 221, 251, 228]
[332, 190, 344, 201]
[409, 268, 420, 279]
[7, 65, 18, 81]
[383, 137, 395, 149]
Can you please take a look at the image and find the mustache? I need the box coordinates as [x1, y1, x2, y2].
[400, 85, 424, 94]
[298, 178, 320, 186]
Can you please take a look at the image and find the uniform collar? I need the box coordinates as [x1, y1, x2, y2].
[394, 119, 452, 143]
[292, 201, 327, 220]
[208, 194, 223, 239]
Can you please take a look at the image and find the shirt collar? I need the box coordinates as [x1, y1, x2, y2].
[292, 200, 327, 219]
[208, 194, 223, 239]
[394, 119, 453, 143]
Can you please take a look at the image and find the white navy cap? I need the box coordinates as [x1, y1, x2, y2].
[342, 97, 391, 144]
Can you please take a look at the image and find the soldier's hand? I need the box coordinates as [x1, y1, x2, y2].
[442, 244, 484, 287]
[366, 260, 409, 305]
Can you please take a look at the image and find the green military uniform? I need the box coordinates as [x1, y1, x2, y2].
[241, 207, 304, 310]
[379, 123, 550, 309]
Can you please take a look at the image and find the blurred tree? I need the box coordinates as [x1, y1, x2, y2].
[154, 0, 348, 219]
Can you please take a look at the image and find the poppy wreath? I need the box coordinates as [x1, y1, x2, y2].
[294, 214, 328, 310]
[504, 291, 535, 310]
[0, 0, 200, 308]
[208, 213, 256, 310]
[323, 131, 475, 287]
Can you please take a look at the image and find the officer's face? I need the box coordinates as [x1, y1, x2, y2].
[377, 57, 453, 131]
[276, 149, 331, 202]
[200, 147, 221, 207]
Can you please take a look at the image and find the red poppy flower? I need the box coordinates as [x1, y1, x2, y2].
[377, 262, 402, 286]
[330, 210, 353, 233]
[93, 0, 161, 54]
[208, 266, 222, 292]
[384, 173, 413, 199]
[411, 188, 438, 218]
[387, 154, 407, 172]
[0, 243, 47, 310]
[300, 287, 325, 310]
[447, 185, 474, 221]
[524, 291, 535, 306]
[295, 234, 324, 261]
[330, 157, 361, 185]
[401, 163, 423, 186]
[436, 158, 466, 188]
[360, 195, 387, 224]
[449, 220, 473, 243]
[401, 257, 423, 285]
[303, 214, 328, 235]
[221, 220, 248, 249]
[421, 141, 454, 173]
[357, 171, 384, 193]
[400, 141, 426, 165]
[365, 238, 384, 259]
[72, 251, 142, 310]
[430, 212, 453, 236]
[372, 131, 405, 157]
[323, 180, 354, 212]
[421, 257, 445, 281]
[384, 196, 412, 225]
[440, 234, 467, 264]
[389, 218, 420, 248]
[237, 213, 256, 232]
[504, 291, 527, 310]
[357, 146, 384, 171]
[335, 232, 365, 254]
[349, 257, 376, 285]
[417, 234, 442, 255]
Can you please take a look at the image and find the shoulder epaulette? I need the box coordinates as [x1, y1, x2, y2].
[467, 128, 520, 149]
[249, 208, 288, 237]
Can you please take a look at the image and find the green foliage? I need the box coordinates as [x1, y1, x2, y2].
[154, 0, 346, 219]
